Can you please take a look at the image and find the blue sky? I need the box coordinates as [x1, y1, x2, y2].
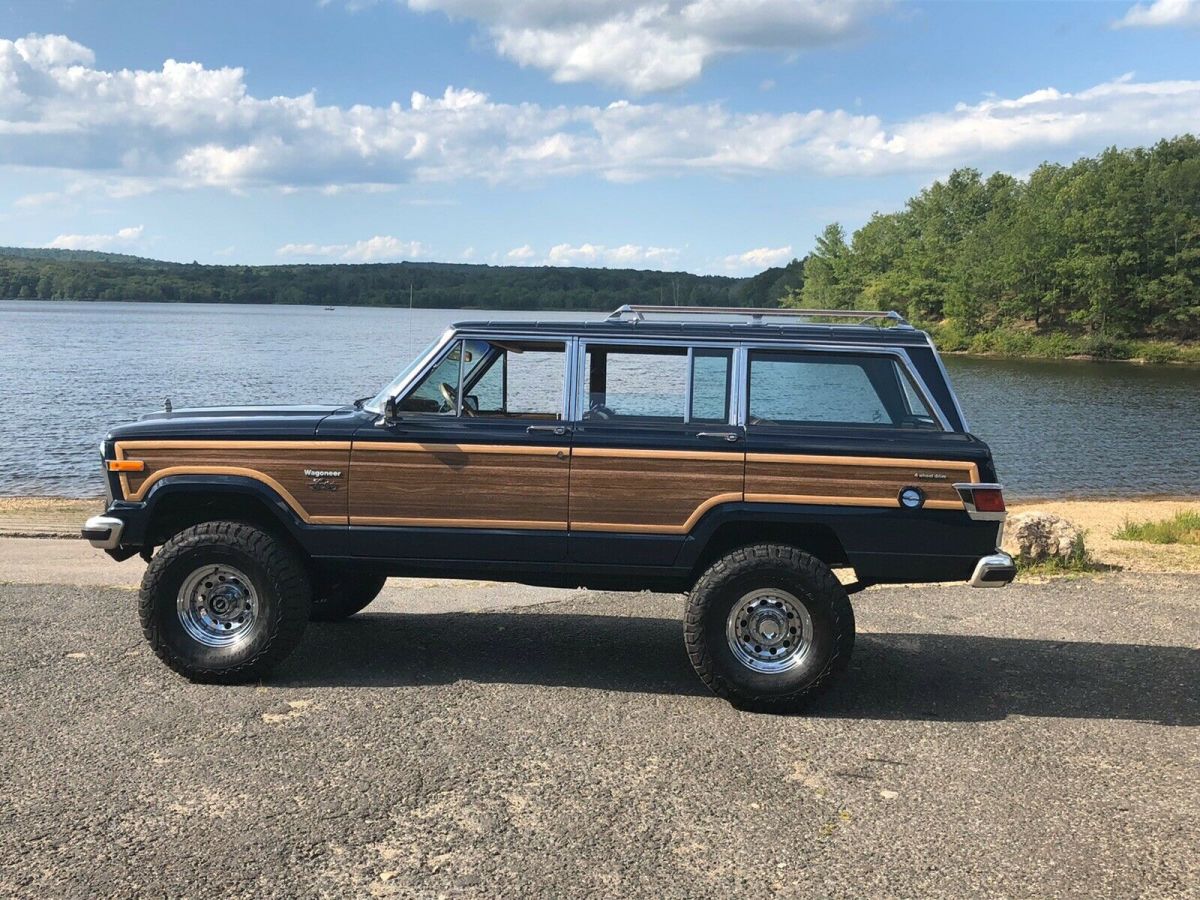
[1, 0, 1198, 274]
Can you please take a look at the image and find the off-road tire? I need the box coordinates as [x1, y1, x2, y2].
[685, 544, 854, 713]
[310, 571, 387, 621]
[139, 521, 312, 683]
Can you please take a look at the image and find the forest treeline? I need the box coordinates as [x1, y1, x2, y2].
[6, 136, 1198, 361]
[0, 248, 803, 312]
[790, 135, 1200, 359]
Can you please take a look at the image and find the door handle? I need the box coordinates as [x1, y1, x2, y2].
[697, 432, 740, 442]
[527, 425, 570, 435]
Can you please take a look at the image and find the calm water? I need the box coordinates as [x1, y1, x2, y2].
[2, 300, 1198, 498]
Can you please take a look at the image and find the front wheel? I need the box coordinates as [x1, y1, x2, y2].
[684, 544, 854, 712]
[139, 522, 312, 683]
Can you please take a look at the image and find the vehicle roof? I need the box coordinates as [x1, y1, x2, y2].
[448, 317, 933, 348]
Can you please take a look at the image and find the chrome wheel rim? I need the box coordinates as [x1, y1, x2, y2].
[176, 564, 259, 649]
[726, 588, 814, 673]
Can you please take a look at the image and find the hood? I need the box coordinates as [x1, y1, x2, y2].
[108, 404, 348, 441]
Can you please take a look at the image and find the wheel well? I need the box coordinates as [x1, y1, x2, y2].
[144, 492, 297, 551]
[692, 521, 850, 577]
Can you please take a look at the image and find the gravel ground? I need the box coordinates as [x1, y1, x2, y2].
[0, 574, 1196, 898]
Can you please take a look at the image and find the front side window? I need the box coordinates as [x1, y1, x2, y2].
[468, 340, 566, 419]
[747, 351, 939, 428]
[399, 337, 565, 419]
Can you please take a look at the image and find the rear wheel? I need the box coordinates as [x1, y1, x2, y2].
[139, 521, 312, 683]
[310, 571, 387, 621]
[685, 544, 854, 712]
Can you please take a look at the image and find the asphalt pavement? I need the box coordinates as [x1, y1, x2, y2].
[0, 543, 1196, 898]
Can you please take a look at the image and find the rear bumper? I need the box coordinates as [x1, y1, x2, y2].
[81, 515, 125, 550]
[969, 551, 1016, 588]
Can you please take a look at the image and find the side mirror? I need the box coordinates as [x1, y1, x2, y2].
[383, 396, 400, 426]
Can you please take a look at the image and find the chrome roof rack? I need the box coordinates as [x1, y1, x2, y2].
[606, 304, 910, 328]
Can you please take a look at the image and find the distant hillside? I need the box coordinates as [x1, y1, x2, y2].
[0, 247, 800, 311]
[0, 247, 159, 265]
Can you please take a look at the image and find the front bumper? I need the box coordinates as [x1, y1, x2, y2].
[969, 551, 1016, 588]
[81, 515, 125, 550]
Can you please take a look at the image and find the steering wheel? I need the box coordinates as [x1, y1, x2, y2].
[439, 382, 476, 417]
[584, 402, 616, 421]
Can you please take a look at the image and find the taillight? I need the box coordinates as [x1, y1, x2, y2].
[972, 488, 1005, 513]
[954, 483, 1007, 520]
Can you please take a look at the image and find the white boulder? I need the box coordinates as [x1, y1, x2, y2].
[1002, 511, 1085, 563]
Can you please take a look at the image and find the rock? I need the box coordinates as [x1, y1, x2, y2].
[1002, 511, 1085, 563]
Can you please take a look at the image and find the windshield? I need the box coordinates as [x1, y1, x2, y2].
[364, 333, 448, 414]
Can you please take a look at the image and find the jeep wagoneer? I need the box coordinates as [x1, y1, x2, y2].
[84, 305, 1014, 711]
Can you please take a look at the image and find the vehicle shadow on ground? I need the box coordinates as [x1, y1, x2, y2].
[278, 611, 1198, 725]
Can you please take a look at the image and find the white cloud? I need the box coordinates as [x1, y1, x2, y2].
[546, 242, 680, 268]
[1115, 0, 1200, 28]
[5, 34, 1200, 193]
[403, 1, 886, 92]
[723, 245, 793, 271]
[505, 244, 536, 262]
[47, 225, 144, 251]
[276, 236, 429, 261]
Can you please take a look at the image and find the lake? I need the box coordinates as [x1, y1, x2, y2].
[2, 299, 1198, 499]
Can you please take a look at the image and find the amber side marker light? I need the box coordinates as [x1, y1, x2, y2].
[107, 460, 145, 473]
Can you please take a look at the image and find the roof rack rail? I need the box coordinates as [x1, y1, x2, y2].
[606, 304, 910, 328]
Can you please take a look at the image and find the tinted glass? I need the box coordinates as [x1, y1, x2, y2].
[584, 345, 686, 421]
[690, 349, 732, 424]
[748, 351, 937, 428]
[470, 341, 565, 419]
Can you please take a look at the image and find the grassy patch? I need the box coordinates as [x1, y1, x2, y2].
[1113, 510, 1200, 545]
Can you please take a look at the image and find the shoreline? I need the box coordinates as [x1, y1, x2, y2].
[5, 495, 1198, 574]
[7, 298, 1200, 367]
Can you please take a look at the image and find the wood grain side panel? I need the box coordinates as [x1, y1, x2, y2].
[745, 454, 977, 507]
[348, 445, 569, 528]
[569, 452, 744, 531]
[117, 442, 351, 522]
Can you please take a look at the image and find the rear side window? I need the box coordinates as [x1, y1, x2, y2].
[747, 351, 939, 429]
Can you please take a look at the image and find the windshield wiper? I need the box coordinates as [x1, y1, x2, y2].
[352, 396, 371, 410]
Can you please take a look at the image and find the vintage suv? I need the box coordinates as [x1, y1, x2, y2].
[83, 305, 1014, 711]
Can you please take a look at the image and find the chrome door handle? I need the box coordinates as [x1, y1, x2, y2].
[527, 425, 570, 435]
[697, 432, 740, 442]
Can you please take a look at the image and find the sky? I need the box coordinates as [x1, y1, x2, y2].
[0, 0, 1198, 275]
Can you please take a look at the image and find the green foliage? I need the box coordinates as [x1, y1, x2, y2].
[739, 257, 805, 308]
[1114, 510, 1200, 545]
[797, 135, 1200, 345]
[0, 253, 749, 311]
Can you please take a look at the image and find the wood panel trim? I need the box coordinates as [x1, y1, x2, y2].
[121, 465, 348, 525]
[572, 447, 741, 462]
[571, 492, 744, 534]
[745, 492, 963, 511]
[352, 442, 563, 456]
[114, 440, 350, 524]
[117, 440, 352, 452]
[747, 452, 980, 484]
[349, 515, 567, 530]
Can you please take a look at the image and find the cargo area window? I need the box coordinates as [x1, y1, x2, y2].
[747, 351, 939, 429]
